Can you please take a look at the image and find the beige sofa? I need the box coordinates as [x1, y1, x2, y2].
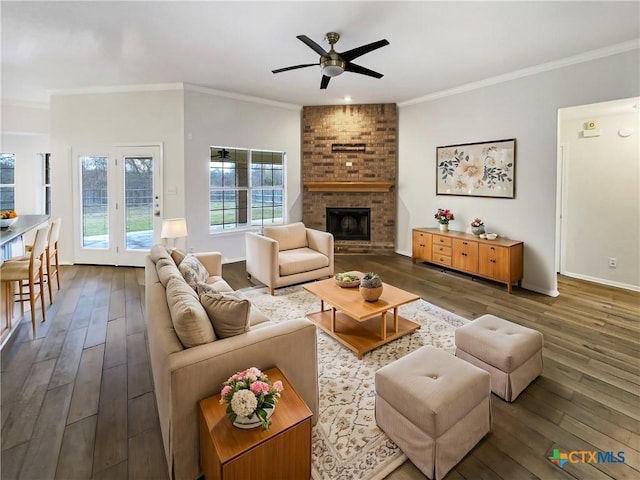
[245, 222, 334, 295]
[144, 245, 318, 480]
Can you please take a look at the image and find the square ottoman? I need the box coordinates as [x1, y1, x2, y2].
[455, 314, 543, 402]
[375, 346, 491, 480]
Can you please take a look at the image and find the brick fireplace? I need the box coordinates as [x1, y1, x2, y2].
[302, 104, 397, 253]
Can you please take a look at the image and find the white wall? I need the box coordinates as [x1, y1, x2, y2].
[397, 50, 639, 296]
[183, 87, 302, 262]
[50, 89, 184, 263]
[560, 105, 639, 290]
[1, 102, 50, 216]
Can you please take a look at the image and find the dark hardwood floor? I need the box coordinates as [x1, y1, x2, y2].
[1, 253, 638, 479]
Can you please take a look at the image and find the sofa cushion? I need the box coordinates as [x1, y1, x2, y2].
[263, 222, 308, 251]
[199, 292, 251, 339]
[170, 248, 187, 267]
[279, 248, 329, 276]
[179, 254, 209, 290]
[197, 279, 233, 295]
[150, 244, 172, 263]
[156, 258, 182, 287]
[166, 277, 216, 347]
[206, 276, 234, 293]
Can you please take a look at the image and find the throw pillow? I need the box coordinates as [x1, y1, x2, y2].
[156, 257, 182, 287]
[166, 277, 216, 347]
[199, 292, 251, 339]
[150, 244, 172, 263]
[196, 282, 220, 296]
[170, 248, 187, 267]
[179, 254, 209, 290]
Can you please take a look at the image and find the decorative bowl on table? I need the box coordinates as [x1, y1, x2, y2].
[484, 233, 498, 240]
[0, 217, 18, 228]
[334, 272, 362, 288]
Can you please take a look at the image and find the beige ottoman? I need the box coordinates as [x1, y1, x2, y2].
[455, 314, 543, 402]
[375, 346, 491, 480]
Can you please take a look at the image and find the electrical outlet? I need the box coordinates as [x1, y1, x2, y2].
[608, 257, 617, 268]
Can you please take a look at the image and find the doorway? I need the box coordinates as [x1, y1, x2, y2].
[72, 145, 162, 266]
[556, 97, 639, 291]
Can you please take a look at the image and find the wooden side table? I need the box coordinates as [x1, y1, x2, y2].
[199, 367, 313, 480]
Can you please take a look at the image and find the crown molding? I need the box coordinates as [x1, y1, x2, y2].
[398, 39, 640, 107]
[47, 82, 184, 97]
[44, 82, 301, 111]
[1, 99, 50, 110]
[183, 83, 301, 111]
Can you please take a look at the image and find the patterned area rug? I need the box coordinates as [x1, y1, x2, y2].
[241, 285, 469, 480]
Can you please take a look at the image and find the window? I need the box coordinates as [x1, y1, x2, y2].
[209, 147, 284, 230]
[42, 153, 52, 215]
[0, 153, 16, 211]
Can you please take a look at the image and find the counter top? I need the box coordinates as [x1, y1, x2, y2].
[0, 215, 49, 247]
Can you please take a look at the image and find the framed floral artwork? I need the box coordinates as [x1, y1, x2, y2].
[436, 138, 516, 198]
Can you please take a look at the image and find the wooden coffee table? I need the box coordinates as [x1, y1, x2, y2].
[199, 367, 312, 480]
[303, 273, 421, 359]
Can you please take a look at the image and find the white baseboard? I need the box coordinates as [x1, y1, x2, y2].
[562, 271, 640, 292]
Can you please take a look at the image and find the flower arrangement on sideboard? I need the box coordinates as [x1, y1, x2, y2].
[434, 208, 455, 225]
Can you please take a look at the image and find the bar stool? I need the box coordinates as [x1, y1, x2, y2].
[24, 218, 62, 304]
[44, 218, 62, 304]
[0, 224, 49, 337]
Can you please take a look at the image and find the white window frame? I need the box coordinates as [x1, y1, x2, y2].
[41, 153, 52, 215]
[0, 153, 16, 211]
[209, 146, 286, 232]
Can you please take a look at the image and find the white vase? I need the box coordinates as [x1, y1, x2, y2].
[233, 406, 275, 429]
[439, 223, 449, 232]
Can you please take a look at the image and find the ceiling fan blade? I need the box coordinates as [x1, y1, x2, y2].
[297, 35, 329, 57]
[341, 39, 389, 62]
[272, 63, 318, 74]
[345, 62, 384, 79]
[320, 75, 331, 89]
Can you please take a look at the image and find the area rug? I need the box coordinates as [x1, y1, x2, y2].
[241, 285, 469, 480]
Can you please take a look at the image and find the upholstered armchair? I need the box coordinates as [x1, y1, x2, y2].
[246, 222, 334, 295]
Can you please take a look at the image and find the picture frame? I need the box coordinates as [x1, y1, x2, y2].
[436, 138, 516, 198]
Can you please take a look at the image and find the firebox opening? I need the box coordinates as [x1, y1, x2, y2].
[326, 208, 371, 241]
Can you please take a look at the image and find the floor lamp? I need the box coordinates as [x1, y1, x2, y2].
[161, 218, 188, 250]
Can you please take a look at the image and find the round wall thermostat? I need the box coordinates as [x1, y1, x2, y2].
[618, 128, 633, 137]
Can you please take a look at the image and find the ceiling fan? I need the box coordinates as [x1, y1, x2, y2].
[272, 32, 389, 89]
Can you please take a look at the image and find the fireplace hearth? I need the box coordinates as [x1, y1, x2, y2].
[326, 208, 371, 241]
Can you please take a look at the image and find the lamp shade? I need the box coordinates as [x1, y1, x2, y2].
[161, 218, 188, 239]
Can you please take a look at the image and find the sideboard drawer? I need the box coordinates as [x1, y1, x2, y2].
[432, 245, 452, 256]
[432, 254, 452, 267]
[432, 235, 452, 247]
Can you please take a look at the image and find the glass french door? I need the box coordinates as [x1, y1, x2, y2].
[73, 145, 162, 266]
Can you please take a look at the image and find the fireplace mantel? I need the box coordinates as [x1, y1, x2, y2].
[304, 181, 394, 193]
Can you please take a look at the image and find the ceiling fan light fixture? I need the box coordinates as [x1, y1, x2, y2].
[321, 58, 345, 77]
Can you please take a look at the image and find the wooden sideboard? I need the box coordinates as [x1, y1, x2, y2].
[412, 228, 524, 293]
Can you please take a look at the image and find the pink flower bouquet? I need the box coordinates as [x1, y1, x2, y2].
[434, 208, 455, 225]
[220, 367, 284, 429]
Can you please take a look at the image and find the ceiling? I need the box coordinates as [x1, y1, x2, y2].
[2, 1, 639, 107]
